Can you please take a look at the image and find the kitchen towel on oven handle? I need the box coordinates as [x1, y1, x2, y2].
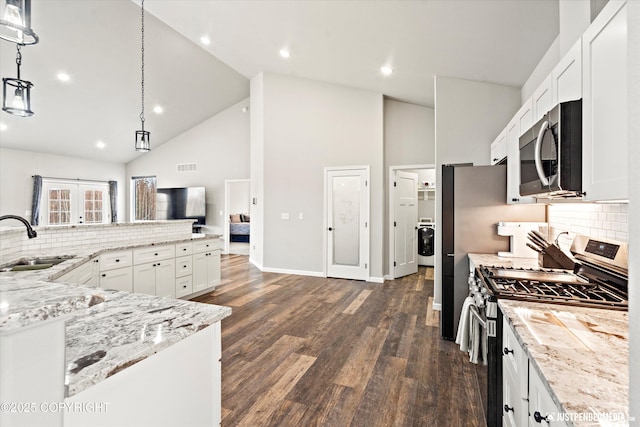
[455, 297, 474, 352]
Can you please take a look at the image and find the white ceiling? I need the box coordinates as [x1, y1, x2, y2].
[0, 0, 559, 164]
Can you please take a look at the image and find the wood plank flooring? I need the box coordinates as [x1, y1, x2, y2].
[194, 255, 487, 427]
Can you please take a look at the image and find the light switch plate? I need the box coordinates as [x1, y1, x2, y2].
[281, 212, 289, 220]
[298, 212, 304, 220]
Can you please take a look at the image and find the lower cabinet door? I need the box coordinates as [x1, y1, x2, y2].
[502, 368, 523, 427]
[133, 263, 156, 296]
[155, 259, 176, 298]
[528, 366, 568, 427]
[100, 267, 133, 292]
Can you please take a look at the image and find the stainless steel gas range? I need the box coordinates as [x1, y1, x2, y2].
[471, 235, 628, 427]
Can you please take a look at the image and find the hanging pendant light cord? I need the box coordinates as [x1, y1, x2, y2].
[140, 0, 145, 130]
[16, 44, 22, 80]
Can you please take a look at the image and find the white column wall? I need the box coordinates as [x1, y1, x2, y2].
[253, 72, 384, 279]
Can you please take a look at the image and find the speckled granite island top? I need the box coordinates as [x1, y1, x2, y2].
[64, 289, 231, 396]
[499, 299, 628, 426]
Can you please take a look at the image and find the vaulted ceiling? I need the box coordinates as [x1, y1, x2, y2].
[0, 0, 559, 164]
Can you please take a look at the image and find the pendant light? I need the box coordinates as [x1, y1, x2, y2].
[0, 0, 39, 45]
[2, 44, 33, 116]
[135, 0, 150, 152]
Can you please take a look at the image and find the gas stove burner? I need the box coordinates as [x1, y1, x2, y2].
[477, 265, 628, 310]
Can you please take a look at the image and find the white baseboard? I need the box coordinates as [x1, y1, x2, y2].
[432, 302, 441, 311]
[368, 276, 385, 283]
[261, 266, 325, 278]
[383, 274, 394, 281]
[249, 257, 263, 271]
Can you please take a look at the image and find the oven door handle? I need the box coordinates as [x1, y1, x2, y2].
[534, 120, 551, 186]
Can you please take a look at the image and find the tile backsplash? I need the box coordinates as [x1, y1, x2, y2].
[547, 203, 629, 252]
[0, 221, 195, 264]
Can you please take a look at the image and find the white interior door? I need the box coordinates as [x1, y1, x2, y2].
[394, 171, 418, 278]
[326, 168, 369, 281]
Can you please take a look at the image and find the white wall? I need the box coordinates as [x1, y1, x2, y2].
[433, 76, 522, 306]
[252, 72, 384, 279]
[250, 74, 265, 269]
[228, 181, 250, 216]
[384, 99, 436, 277]
[627, 0, 639, 419]
[0, 148, 126, 221]
[126, 98, 250, 235]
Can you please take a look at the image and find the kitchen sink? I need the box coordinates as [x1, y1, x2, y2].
[0, 255, 75, 272]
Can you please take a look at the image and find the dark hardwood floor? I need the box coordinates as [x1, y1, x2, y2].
[194, 254, 487, 427]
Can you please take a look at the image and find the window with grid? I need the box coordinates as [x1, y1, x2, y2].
[133, 176, 157, 221]
[83, 189, 104, 224]
[48, 188, 72, 225]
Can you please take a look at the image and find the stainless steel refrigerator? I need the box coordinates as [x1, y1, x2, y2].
[440, 164, 545, 340]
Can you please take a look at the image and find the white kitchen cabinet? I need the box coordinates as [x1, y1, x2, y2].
[175, 242, 193, 257]
[57, 257, 99, 287]
[133, 258, 175, 298]
[582, 0, 628, 201]
[99, 266, 133, 292]
[175, 255, 192, 277]
[502, 317, 528, 427]
[133, 244, 175, 265]
[517, 98, 533, 137]
[528, 364, 568, 427]
[175, 275, 193, 298]
[532, 76, 554, 122]
[99, 250, 132, 271]
[491, 129, 507, 165]
[193, 239, 218, 253]
[192, 251, 220, 293]
[552, 39, 582, 104]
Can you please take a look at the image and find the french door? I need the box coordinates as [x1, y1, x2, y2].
[41, 180, 110, 226]
[325, 167, 369, 281]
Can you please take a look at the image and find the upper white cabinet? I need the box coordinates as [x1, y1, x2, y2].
[516, 98, 533, 137]
[552, 39, 582, 104]
[532, 76, 554, 122]
[490, 129, 507, 165]
[582, 0, 628, 201]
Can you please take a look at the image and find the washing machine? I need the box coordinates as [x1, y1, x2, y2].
[417, 221, 435, 266]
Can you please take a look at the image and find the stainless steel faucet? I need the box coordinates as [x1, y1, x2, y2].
[0, 215, 37, 239]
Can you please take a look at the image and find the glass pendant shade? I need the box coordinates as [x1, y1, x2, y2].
[135, 129, 150, 152]
[2, 76, 33, 117]
[0, 0, 39, 45]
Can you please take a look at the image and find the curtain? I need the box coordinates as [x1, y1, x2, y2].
[108, 180, 118, 223]
[31, 175, 42, 226]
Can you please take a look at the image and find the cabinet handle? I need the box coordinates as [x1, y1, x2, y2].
[503, 404, 514, 413]
[183, 265, 187, 268]
[101, 273, 106, 277]
[157, 262, 161, 266]
[115, 259, 120, 262]
[183, 248, 187, 251]
[493, 158, 499, 162]
[533, 411, 549, 423]
[512, 198, 519, 202]
[154, 253, 158, 256]
[503, 347, 514, 355]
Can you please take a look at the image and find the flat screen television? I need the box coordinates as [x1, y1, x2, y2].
[156, 186, 206, 225]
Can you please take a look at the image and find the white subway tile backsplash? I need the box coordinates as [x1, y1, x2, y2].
[547, 203, 629, 251]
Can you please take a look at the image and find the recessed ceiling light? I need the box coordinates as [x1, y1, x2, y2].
[200, 35, 210, 45]
[57, 72, 70, 82]
[0, 123, 7, 132]
[96, 140, 106, 149]
[153, 105, 164, 114]
[279, 49, 290, 59]
[380, 65, 394, 76]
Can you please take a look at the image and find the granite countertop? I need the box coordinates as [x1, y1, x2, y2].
[0, 234, 231, 397]
[500, 299, 628, 426]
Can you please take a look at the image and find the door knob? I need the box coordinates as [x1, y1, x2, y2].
[328, 227, 333, 231]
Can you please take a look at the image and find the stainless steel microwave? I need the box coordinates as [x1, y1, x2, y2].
[519, 100, 582, 198]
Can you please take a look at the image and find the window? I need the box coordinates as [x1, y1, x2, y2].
[41, 179, 110, 226]
[133, 176, 157, 221]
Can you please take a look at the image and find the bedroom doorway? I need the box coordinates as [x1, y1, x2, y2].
[224, 179, 251, 255]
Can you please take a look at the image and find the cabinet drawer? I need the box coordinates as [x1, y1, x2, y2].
[99, 250, 133, 271]
[175, 276, 193, 298]
[133, 245, 175, 265]
[176, 255, 193, 277]
[193, 239, 219, 253]
[175, 242, 193, 256]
